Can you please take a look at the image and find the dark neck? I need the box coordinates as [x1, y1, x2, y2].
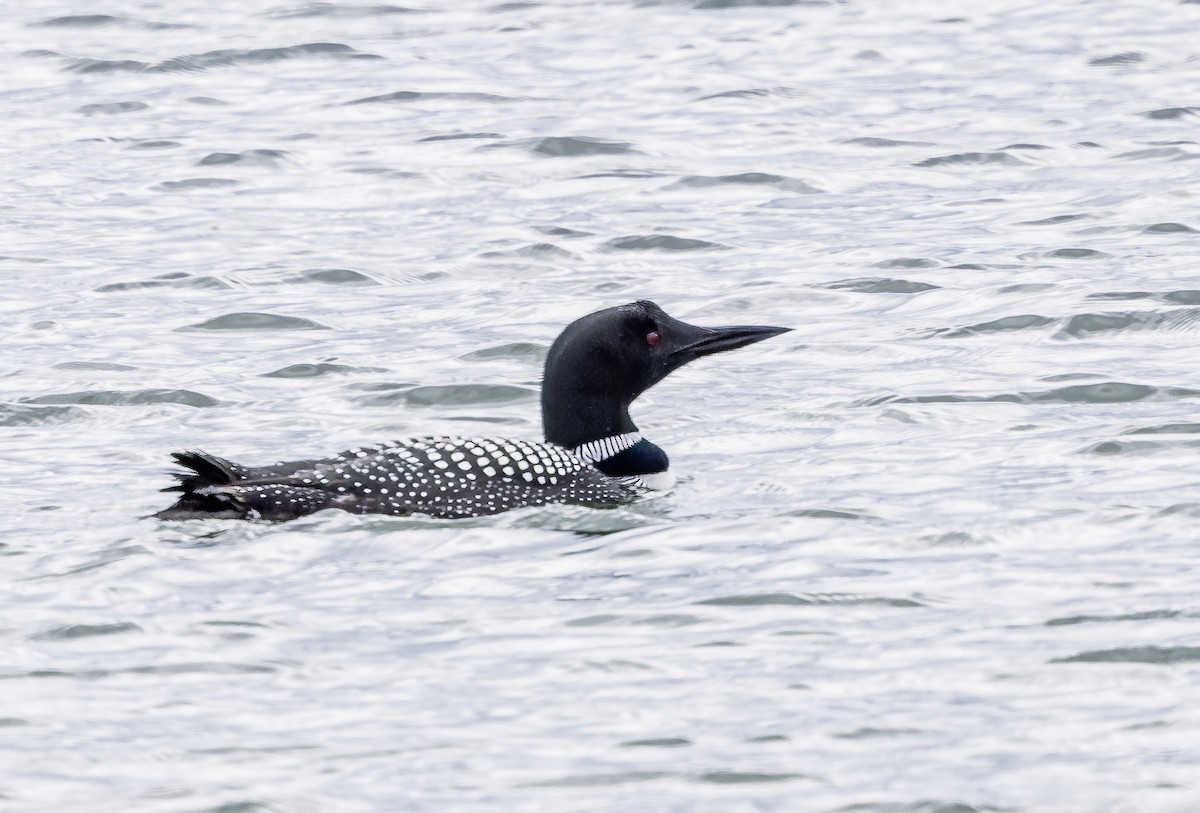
[542, 390, 637, 450]
[541, 392, 670, 477]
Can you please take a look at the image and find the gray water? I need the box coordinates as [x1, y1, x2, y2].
[4, 0, 1200, 810]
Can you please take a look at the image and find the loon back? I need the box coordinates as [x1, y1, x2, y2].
[156, 300, 789, 521]
[156, 437, 632, 521]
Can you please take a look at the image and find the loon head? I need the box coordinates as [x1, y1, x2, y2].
[541, 300, 790, 451]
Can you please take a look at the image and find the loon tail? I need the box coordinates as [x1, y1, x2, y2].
[161, 451, 240, 493]
[155, 451, 249, 520]
[156, 450, 339, 521]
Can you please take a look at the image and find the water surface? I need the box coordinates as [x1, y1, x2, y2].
[4, 0, 1200, 810]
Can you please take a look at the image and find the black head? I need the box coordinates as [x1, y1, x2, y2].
[541, 300, 790, 449]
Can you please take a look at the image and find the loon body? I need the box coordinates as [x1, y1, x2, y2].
[156, 300, 788, 521]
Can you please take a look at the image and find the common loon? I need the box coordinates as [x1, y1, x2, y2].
[156, 300, 788, 521]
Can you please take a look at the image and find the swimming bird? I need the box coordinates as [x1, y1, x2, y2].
[155, 300, 789, 521]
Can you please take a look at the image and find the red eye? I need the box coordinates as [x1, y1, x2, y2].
[646, 331, 660, 347]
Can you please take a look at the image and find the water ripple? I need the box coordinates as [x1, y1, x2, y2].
[21, 389, 222, 408]
[915, 151, 1025, 168]
[931, 308, 1200, 339]
[667, 172, 821, 193]
[517, 136, 638, 157]
[1052, 646, 1200, 664]
[862, 382, 1200, 406]
[601, 235, 726, 252]
[30, 42, 377, 74]
[179, 313, 330, 331]
[347, 90, 519, 105]
[267, 3, 422, 18]
[30, 14, 193, 30]
[30, 622, 142, 641]
[0, 403, 87, 426]
[696, 592, 923, 608]
[356, 383, 535, 408]
[820, 277, 940, 294]
[197, 150, 290, 168]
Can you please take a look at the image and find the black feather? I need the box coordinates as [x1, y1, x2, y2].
[160, 451, 241, 493]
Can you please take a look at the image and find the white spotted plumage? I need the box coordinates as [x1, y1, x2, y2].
[198, 435, 632, 520]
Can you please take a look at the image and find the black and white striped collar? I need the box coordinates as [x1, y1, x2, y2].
[570, 431, 643, 464]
